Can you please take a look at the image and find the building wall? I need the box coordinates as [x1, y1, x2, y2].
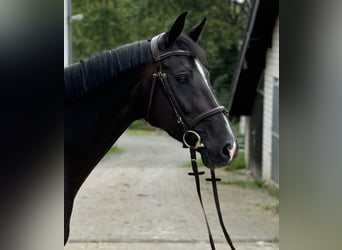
[262, 17, 279, 183]
[243, 116, 250, 168]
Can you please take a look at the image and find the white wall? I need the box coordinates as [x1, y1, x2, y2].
[243, 116, 250, 166]
[262, 17, 279, 183]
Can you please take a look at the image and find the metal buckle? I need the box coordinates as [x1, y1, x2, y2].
[182, 130, 205, 150]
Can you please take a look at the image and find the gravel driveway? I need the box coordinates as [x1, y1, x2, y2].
[65, 131, 279, 250]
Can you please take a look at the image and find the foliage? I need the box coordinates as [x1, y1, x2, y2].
[71, 0, 250, 106]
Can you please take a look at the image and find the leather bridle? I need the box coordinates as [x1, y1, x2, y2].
[147, 33, 227, 138]
[146, 33, 236, 250]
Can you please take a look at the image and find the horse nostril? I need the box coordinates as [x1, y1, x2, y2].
[223, 144, 232, 159]
[223, 141, 237, 162]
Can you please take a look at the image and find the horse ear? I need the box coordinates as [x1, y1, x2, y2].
[166, 11, 188, 47]
[187, 18, 206, 42]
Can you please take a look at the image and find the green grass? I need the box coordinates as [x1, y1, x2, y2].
[221, 179, 262, 188]
[107, 146, 124, 154]
[125, 129, 153, 136]
[129, 119, 151, 130]
[266, 185, 279, 198]
[126, 119, 160, 135]
[257, 203, 279, 214]
[225, 152, 245, 171]
[221, 179, 279, 199]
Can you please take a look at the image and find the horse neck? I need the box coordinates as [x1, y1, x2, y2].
[65, 63, 152, 162]
[65, 64, 154, 198]
[98, 69, 145, 135]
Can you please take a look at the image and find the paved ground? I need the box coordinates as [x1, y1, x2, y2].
[65, 131, 279, 250]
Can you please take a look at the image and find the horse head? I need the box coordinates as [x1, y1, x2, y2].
[144, 12, 238, 168]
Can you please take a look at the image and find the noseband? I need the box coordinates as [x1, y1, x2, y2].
[146, 33, 236, 250]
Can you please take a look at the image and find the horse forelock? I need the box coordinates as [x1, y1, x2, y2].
[176, 34, 208, 66]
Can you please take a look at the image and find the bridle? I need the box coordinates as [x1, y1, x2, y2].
[146, 33, 236, 250]
[146, 33, 227, 143]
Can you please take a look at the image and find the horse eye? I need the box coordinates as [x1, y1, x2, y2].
[176, 74, 189, 85]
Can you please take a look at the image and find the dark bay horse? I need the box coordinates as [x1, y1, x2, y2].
[64, 12, 238, 244]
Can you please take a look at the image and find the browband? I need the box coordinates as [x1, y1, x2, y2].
[150, 33, 191, 61]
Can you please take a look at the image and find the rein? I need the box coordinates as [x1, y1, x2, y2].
[147, 33, 236, 250]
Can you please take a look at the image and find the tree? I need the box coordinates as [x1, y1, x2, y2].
[71, 0, 250, 105]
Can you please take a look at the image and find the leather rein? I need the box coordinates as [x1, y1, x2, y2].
[146, 33, 236, 250]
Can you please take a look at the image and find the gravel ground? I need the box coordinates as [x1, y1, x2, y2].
[65, 131, 279, 250]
